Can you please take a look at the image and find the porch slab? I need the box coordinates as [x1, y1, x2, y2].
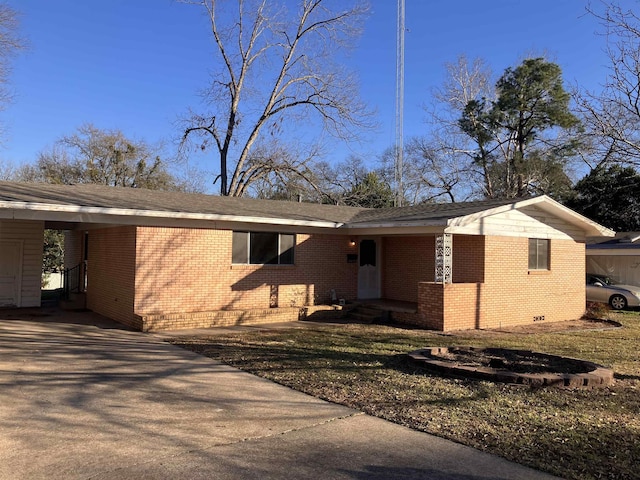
[358, 299, 418, 313]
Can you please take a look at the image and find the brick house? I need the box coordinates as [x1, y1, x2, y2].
[0, 181, 613, 331]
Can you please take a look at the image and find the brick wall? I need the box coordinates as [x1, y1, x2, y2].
[479, 236, 585, 329]
[452, 235, 485, 283]
[383, 236, 434, 302]
[414, 282, 484, 330]
[137, 304, 346, 331]
[86, 226, 139, 329]
[134, 227, 358, 318]
[382, 235, 484, 302]
[417, 282, 445, 330]
[82, 226, 586, 332]
[414, 235, 585, 331]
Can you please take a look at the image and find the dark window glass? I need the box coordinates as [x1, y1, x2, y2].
[360, 239, 376, 267]
[233, 231, 295, 265]
[232, 231, 248, 264]
[250, 232, 278, 264]
[279, 234, 295, 265]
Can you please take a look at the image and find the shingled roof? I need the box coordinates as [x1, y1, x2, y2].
[0, 181, 613, 236]
[587, 232, 640, 250]
[0, 181, 521, 223]
[0, 181, 367, 225]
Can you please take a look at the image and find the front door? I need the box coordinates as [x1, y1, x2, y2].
[358, 238, 380, 299]
[0, 240, 22, 307]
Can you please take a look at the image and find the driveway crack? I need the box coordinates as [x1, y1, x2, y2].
[84, 411, 364, 479]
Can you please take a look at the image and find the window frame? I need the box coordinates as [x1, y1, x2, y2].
[528, 238, 550, 271]
[232, 231, 295, 266]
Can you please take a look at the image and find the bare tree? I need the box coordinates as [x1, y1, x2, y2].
[179, 0, 372, 196]
[0, 2, 26, 143]
[22, 124, 186, 191]
[395, 56, 493, 202]
[322, 155, 369, 204]
[392, 138, 467, 203]
[434, 55, 494, 113]
[0, 3, 24, 106]
[245, 139, 325, 200]
[0, 158, 16, 179]
[574, 2, 640, 170]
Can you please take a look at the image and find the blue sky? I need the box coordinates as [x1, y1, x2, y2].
[1, 0, 622, 191]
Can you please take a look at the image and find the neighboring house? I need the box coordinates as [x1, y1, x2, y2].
[587, 232, 640, 287]
[0, 181, 613, 331]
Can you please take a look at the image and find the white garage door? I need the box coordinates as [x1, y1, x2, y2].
[0, 240, 22, 307]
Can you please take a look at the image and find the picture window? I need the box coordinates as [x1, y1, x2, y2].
[232, 231, 295, 265]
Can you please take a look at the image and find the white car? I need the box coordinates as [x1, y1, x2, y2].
[586, 273, 640, 310]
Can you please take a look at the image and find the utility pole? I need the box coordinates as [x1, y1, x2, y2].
[394, 0, 405, 207]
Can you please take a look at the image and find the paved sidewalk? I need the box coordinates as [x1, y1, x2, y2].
[0, 309, 560, 479]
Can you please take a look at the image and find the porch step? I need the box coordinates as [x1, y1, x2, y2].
[347, 305, 389, 324]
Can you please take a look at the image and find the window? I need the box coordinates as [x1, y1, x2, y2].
[232, 231, 295, 265]
[359, 239, 376, 267]
[528, 238, 550, 270]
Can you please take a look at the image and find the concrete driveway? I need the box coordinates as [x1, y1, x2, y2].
[0, 309, 559, 480]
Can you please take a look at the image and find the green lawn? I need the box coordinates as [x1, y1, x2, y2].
[171, 310, 640, 480]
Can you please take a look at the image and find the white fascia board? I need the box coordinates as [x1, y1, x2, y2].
[522, 196, 615, 237]
[0, 201, 344, 230]
[345, 220, 446, 230]
[446, 196, 615, 237]
[343, 225, 445, 236]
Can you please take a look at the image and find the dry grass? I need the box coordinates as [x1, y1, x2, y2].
[170, 310, 640, 480]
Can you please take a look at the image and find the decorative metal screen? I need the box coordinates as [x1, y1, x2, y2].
[435, 234, 453, 283]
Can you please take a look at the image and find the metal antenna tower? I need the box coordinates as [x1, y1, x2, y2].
[394, 0, 405, 207]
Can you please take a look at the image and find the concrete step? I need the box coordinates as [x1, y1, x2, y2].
[357, 306, 383, 316]
[349, 312, 379, 324]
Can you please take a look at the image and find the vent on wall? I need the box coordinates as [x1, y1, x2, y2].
[533, 315, 545, 322]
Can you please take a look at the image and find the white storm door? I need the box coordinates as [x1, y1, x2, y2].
[0, 240, 23, 307]
[357, 238, 380, 299]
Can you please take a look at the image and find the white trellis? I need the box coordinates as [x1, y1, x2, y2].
[435, 234, 452, 284]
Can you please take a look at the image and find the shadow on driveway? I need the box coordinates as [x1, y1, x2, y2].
[0, 307, 559, 480]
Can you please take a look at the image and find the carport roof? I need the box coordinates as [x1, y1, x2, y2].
[587, 232, 640, 251]
[0, 181, 614, 236]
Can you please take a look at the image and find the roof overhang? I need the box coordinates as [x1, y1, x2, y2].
[0, 192, 615, 239]
[0, 200, 345, 231]
[444, 196, 615, 237]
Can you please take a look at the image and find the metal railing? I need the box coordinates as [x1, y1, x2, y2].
[62, 263, 84, 300]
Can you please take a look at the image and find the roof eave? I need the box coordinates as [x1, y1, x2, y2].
[345, 219, 447, 230]
[446, 196, 615, 237]
[0, 201, 345, 230]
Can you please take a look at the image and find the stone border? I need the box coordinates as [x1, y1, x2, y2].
[407, 347, 614, 389]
